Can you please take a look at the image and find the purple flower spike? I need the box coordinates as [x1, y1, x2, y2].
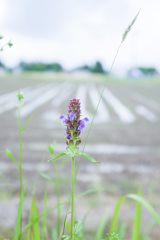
[59, 99, 89, 151]
[69, 111, 76, 120]
[66, 133, 71, 140]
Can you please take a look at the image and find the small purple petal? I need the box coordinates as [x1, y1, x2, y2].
[69, 111, 76, 120]
[59, 115, 65, 119]
[84, 117, 89, 122]
[62, 118, 68, 125]
[77, 122, 85, 131]
[66, 133, 71, 140]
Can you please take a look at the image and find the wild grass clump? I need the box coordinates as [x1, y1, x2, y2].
[2, 10, 160, 240]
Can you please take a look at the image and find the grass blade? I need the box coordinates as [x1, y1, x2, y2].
[110, 196, 126, 232]
[39, 172, 54, 184]
[42, 190, 47, 240]
[127, 194, 160, 226]
[95, 210, 108, 240]
[27, 196, 41, 240]
[132, 191, 142, 240]
[48, 152, 68, 162]
[14, 190, 24, 240]
[23, 187, 104, 233]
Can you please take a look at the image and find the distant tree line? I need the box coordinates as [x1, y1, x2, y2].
[0, 60, 159, 77]
[19, 62, 63, 72]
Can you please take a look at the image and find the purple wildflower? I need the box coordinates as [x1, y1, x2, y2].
[59, 99, 89, 152]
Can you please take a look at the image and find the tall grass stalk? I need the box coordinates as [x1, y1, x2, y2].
[18, 97, 23, 240]
[49, 143, 61, 237]
[63, 11, 140, 237]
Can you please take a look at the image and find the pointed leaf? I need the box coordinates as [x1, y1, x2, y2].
[48, 152, 68, 162]
[15, 190, 24, 240]
[42, 190, 47, 240]
[66, 221, 71, 234]
[21, 116, 32, 132]
[39, 172, 54, 184]
[132, 191, 142, 240]
[6, 148, 19, 168]
[96, 210, 108, 240]
[75, 152, 100, 163]
[52, 228, 58, 240]
[62, 235, 71, 240]
[73, 221, 82, 235]
[27, 196, 41, 240]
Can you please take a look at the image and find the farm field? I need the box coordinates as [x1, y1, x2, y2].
[0, 73, 160, 239]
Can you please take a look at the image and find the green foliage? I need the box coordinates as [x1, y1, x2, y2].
[42, 190, 47, 240]
[19, 61, 63, 72]
[39, 172, 54, 184]
[20, 116, 32, 132]
[14, 190, 24, 240]
[132, 191, 142, 240]
[17, 90, 24, 101]
[138, 67, 158, 76]
[96, 210, 108, 240]
[77, 61, 107, 74]
[75, 152, 100, 163]
[26, 196, 41, 240]
[6, 148, 19, 168]
[48, 152, 68, 162]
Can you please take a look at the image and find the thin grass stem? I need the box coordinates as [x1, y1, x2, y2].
[18, 105, 23, 240]
[53, 160, 61, 236]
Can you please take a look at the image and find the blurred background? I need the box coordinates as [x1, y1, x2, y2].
[0, 0, 160, 239]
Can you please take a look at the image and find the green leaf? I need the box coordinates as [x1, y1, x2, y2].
[110, 194, 160, 234]
[62, 235, 71, 240]
[75, 152, 100, 163]
[73, 221, 82, 235]
[0, 36, 3, 39]
[66, 221, 71, 234]
[14, 190, 24, 240]
[6, 148, 19, 168]
[48, 152, 68, 162]
[132, 191, 142, 240]
[8, 42, 13, 47]
[96, 210, 108, 240]
[21, 116, 32, 132]
[22, 188, 104, 233]
[39, 172, 54, 184]
[27, 196, 41, 240]
[110, 196, 126, 232]
[127, 194, 160, 225]
[62, 212, 71, 237]
[52, 228, 58, 240]
[42, 190, 47, 240]
[48, 145, 54, 155]
[58, 156, 70, 168]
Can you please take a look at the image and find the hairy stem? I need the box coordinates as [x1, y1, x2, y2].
[18, 105, 23, 240]
[71, 156, 75, 239]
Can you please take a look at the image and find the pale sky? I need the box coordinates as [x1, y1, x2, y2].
[0, 0, 160, 73]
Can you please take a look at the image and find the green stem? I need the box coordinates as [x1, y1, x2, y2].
[18, 105, 23, 240]
[53, 160, 61, 236]
[71, 156, 75, 239]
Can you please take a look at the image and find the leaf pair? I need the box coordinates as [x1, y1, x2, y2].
[48, 152, 100, 164]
